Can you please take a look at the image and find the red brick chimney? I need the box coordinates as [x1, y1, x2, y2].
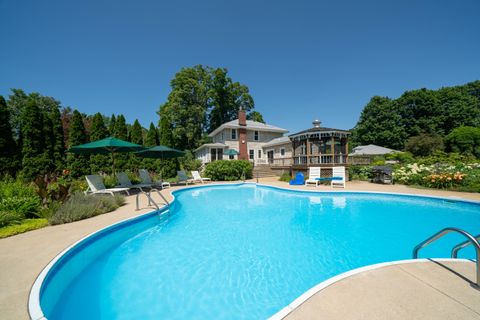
[238, 109, 248, 160]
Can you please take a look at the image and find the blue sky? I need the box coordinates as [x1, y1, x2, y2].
[1, 0, 479, 134]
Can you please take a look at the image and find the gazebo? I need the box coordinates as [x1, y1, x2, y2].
[289, 120, 350, 168]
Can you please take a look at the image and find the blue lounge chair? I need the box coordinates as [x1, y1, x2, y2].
[289, 172, 305, 185]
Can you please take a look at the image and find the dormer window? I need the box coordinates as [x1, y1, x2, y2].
[254, 131, 259, 141]
[231, 129, 237, 140]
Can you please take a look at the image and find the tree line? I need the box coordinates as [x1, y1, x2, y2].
[0, 89, 160, 180]
[0, 65, 264, 181]
[351, 80, 480, 157]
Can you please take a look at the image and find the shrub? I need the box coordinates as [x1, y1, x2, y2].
[204, 160, 253, 181]
[0, 210, 25, 227]
[385, 151, 415, 164]
[405, 133, 444, 156]
[49, 192, 125, 225]
[0, 196, 41, 219]
[279, 171, 291, 182]
[180, 150, 203, 172]
[0, 178, 41, 221]
[348, 166, 372, 181]
[445, 126, 480, 157]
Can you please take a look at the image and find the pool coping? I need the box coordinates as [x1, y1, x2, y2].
[27, 182, 480, 320]
[267, 258, 475, 320]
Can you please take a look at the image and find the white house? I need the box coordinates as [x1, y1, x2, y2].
[195, 110, 290, 165]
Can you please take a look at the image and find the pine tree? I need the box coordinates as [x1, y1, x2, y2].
[0, 96, 19, 176]
[114, 115, 128, 140]
[90, 113, 108, 140]
[42, 113, 55, 172]
[145, 122, 159, 147]
[67, 110, 89, 177]
[108, 114, 116, 136]
[20, 100, 47, 180]
[89, 113, 110, 173]
[158, 113, 174, 146]
[50, 107, 65, 172]
[129, 119, 143, 145]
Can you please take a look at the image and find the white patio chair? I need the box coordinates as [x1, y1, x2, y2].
[331, 166, 346, 188]
[305, 167, 321, 187]
[85, 175, 130, 196]
[177, 170, 195, 185]
[138, 169, 170, 189]
[191, 171, 211, 184]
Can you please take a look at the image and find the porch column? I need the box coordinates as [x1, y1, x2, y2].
[306, 138, 311, 165]
[331, 136, 335, 163]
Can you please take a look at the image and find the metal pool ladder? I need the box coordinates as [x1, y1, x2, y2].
[412, 227, 480, 286]
[135, 188, 170, 212]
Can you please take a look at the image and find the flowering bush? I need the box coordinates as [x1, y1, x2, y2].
[423, 172, 466, 189]
[392, 161, 480, 191]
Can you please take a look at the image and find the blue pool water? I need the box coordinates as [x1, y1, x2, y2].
[40, 184, 480, 319]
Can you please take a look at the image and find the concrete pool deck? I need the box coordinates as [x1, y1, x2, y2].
[0, 180, 479, 319]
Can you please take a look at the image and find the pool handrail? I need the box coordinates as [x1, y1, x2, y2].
[412, 227, 480, 287]
[452, 233, 480, 258]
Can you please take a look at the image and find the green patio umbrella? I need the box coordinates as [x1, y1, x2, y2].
[135, 145, 185, 179]
[68, 137, 145, 173]
[134, 145, 185, 159]
[223, 149, 239, 156]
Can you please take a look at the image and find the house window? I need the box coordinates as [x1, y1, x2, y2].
[229, 155, 234, 160]
[280, 148, 285, 156]
[231, 129, 237, 140]
[249, 149, 254, 160]
[258, 150, 262, 158]
[254, 131, 259, 141]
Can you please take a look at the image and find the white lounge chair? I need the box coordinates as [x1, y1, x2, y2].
[331, 166, 346, 188]
[177, 170, 195, 185]
[138, 169, 170, 189]
[305, 167, 321, 186]
[85, 175, 130, 196]
[116, 172, 152, 192]
[191, 171, 211, 184]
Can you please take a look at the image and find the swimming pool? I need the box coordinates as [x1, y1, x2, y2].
[31, 184, 480, 319]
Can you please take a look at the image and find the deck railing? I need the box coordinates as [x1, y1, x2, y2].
[293, 154, 348, 165]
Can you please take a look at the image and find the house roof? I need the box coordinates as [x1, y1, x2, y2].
[349, 144, 399, 156]
[262, 136, 291, 148]
[208, 119, 288, 137]
[194, 143, 227, 152]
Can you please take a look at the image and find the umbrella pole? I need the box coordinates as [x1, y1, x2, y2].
[111, 152, 115, 175]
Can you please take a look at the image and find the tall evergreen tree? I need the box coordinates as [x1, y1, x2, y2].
[67, 110, 89, 177]
[20, 100, 48, 180]
[114, 115, 128, 140]
[129, 119, 143, 145]
[145, 122, 159, 147]
[0, 96, 19, 175]
[50, 107, 65, 171]
[90, 113, 108, 140]
[89, 112, 111, 173]
[108, 114, 116, 136]
[42, 113, 55, 172]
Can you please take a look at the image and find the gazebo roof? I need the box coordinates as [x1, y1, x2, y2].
[289, 121, 350, 140]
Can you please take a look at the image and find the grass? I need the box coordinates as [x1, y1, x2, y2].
[0, 218, 48, 238]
